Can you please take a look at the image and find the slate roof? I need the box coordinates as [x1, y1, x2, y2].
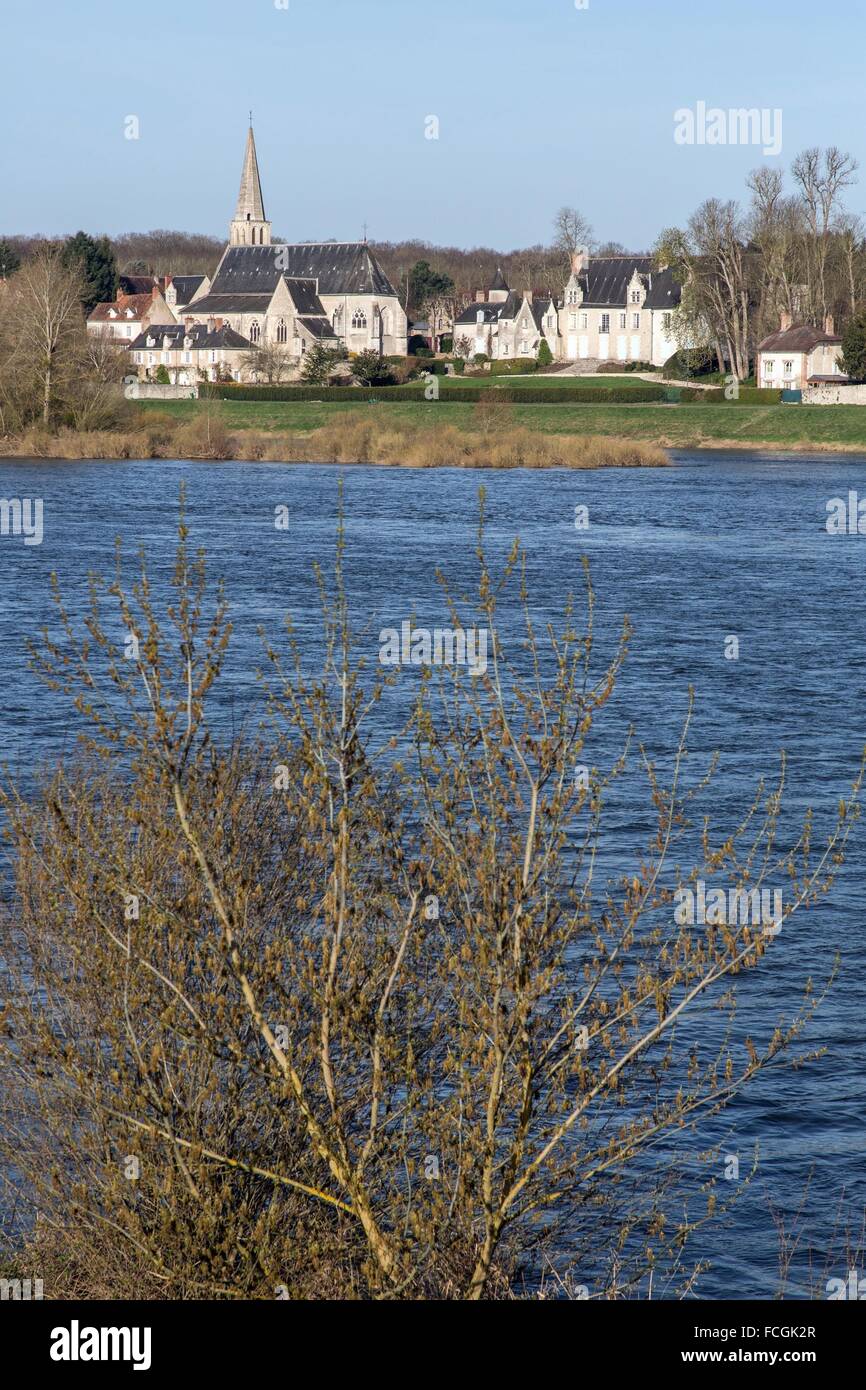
[169, 275, 207, 304]
[179, 293, 272, 315]
[118, 275, 157, 296]
[131, 323, 251, 351]
[489, 267, 509, 292]
[455, 302, 503, 325]
[208, 243, 399, 298]
[284, 278, 328, 316]
[643, 266, 682, 310]
[297, 316, 338, 339]
[758, 324, 842, 352]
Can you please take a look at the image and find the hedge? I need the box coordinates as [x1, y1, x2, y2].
[199, 382, 669, 404]
[489, 359, 539, 375]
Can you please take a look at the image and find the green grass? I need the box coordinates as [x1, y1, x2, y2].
[133, 400, 866, 449]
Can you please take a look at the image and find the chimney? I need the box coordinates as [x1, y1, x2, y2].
[824, 314, 835, 336]
[780, 309, 792, 331]
[215, 317, 223, 330]
[571, 247, 589, 274]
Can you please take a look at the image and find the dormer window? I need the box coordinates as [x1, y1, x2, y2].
[125, 309, 134, 318]
[108, 309, 117, 318]
[630, 289, 642, 304]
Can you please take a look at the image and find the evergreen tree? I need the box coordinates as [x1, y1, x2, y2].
[62, 231, 118, 313]
[839, 313, 866, 383]
[0, 239, 21, 280]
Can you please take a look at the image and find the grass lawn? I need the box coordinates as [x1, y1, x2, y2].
[133, 400, 866, 450]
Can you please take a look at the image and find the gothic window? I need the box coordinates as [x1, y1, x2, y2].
[276, 319, 287, 344]
[352, 309, 367, 330]
[249, 321, 261, 344]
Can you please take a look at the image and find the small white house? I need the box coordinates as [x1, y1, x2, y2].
[756, 316, 846, 392]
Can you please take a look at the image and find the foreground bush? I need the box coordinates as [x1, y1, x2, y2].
[0, 502, 860, 1299]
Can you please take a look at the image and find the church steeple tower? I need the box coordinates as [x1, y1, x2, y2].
[229, 123, 272, 247]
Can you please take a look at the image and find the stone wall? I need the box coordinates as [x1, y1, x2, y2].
[124, 383, 199, 400]
[802, 384, 866, 405]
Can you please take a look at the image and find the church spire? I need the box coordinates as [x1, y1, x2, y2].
[229, 124, 272, 247]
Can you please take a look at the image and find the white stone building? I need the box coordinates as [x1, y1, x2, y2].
[756, 317, 845, 391]
[182, 126, 408, 362]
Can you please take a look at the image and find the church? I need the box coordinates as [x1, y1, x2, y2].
[183, 127, 408, 362]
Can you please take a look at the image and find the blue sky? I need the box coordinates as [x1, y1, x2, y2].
[2, 0, 864, 250]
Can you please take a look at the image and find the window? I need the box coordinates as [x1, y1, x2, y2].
[249, 321, 261, 344]
[630, 289, 641, 304]
[600, 313, 610, 334]
[783, 359, 793, 375]
[352, 309, 367, 329]
[276, 318, 287, 344]
[210, 351, 217, 364]
[632, 312, 640, 330]
[134, 352, 142, 364]
[580, 312, 588, 330]
[183, 351, 192, 364]
[567, 289, 579, 305]
[662, 312, 672, 331]
[619, 313, 627, 330]
[569, 313, 577, 331]
[764, 359, 775, 374]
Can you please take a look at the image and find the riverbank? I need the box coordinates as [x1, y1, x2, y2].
[5, 396, 866, 462]
[139, 398, 866, 451]
[0, 411, 668, 468]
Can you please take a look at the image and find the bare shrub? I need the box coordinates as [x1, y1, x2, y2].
[0, 493, 860, 1300]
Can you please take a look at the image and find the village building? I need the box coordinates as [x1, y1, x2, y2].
[455, 254, 681, 367]
[556, 251, 680, 366]
[87, 286, 175, 342]
[453, 269, 558, 360]
[756, 316, 846, 391]
[130, 320, 252, 384]
[181, 126, 407, 363]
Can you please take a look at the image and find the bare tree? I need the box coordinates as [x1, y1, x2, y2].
[552, 206, 595, 272]
[791, 146, 858, 321]
[13, 245, 86, 426]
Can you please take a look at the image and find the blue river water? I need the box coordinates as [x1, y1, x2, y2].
[1, 449, 864, 1299]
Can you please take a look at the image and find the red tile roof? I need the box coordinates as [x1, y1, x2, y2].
[88, 292, 156, 323]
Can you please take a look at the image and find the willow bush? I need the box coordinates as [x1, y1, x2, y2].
[0, 496, 860, 1300]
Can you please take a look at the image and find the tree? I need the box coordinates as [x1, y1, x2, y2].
[62, 231, 118, 313]
[352, 350, 395, 386]
[11, 245, 87, 426]
[408, 259, 454, 315]
[0, 507, 859, 1300]
[0, 238, 21, 280]
[839, 313, 866, 382]
[537, 338, 553, 367]
[239, 343, 294, 384]
[656, 199, 752, 380]
[552, 205, 594, 272]
[791, 147, 858, 322]
[300, 343, 346, 385]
